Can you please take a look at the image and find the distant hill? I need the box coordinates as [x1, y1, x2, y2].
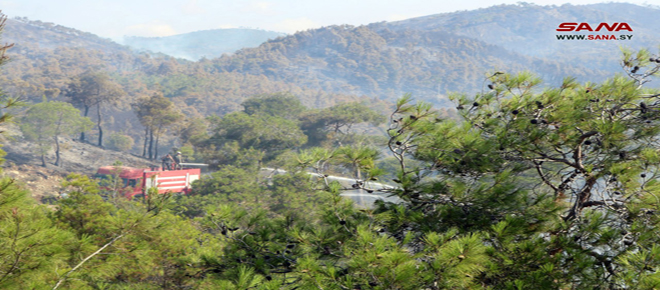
[2, 3, 660, 156]
[6, 17, 130, 53]
[4, 3, 660, 112]
[0, 16, 369, 153]
[204, 3, 660, 106]
[1, 17, 357, 112]
[382, 3, 660, 72]
[123, 29, 286, 60]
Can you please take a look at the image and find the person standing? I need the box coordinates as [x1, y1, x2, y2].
[173, 151, 183, 170]
[161, 153, 174, 170]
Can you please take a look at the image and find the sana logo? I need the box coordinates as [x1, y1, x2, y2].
[556, 23, 633, 32]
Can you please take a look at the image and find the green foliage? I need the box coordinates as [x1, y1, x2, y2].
[133, 92, 183, 159]
[51, 173, 207, 289]
[0, 178, 72, 289]
[177, 116, 209, 146]
[133, 93, 182, 133]
[300, 101, 386, 146]
[6, 43, 660, 289]
[242, 92, 307, 119]
[195, 98, 387, 167]
[177, 164, 324, 220]
[185, 165, 263, 198]
[206, 111, 307, 160]
[378, 57, 660, 287]
[20, 101, 94, 166]
[333, 145, 380, 180]
[0, 16, 72, 289]
[197, 141, 264, 170]
[106, 132, 134, 151]
[0, 14, 18, 134]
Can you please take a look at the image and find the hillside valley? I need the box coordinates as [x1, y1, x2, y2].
[2, 3, 660, 288]
[1, 2, 659, 170]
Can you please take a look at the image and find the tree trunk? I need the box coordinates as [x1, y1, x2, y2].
[565, 176, 597, 221]
[41, 154, 46, 167]
[155, 134, 160, 162]
[142, 127, 148, 157]
[148, 129, 154, 160]
[54, 135, 61, 166]
[154, 125, 163, 162]
[96, 103, 103, 147]
[80, 105, 89, 141]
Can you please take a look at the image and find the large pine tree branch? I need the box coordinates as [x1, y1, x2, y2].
[574, 131, 598, 171]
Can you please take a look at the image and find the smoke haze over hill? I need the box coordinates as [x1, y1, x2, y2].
[123, 29, 286, 61]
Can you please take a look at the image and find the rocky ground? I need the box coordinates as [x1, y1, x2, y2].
[1, 136, 158, 201]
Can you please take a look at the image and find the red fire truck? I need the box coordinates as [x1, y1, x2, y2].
[95, 165, 201, 199]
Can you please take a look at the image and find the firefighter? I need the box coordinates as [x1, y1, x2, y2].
[173, 151, 183, 170]
[161, 153, 174, 170]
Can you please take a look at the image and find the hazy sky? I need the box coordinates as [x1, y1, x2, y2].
[1, 0, 654, 41]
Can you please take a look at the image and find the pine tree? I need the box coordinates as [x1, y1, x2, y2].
[377, 49, 660, 288]
[20, 101, 94, 167]
[0, 13, 71, 289]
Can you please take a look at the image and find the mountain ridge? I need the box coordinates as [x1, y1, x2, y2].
[3, 3, 658, 111]
[1, 2, 658, 167]
[381, 3, 660, 71]
[6, 17, 130, 53]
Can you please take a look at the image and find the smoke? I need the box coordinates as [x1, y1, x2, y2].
[122, 28, 286, 61]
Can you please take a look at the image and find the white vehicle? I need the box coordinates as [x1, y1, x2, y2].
[260, 168, 402, 208]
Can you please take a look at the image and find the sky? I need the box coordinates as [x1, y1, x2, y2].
[0, 0, 655, 42]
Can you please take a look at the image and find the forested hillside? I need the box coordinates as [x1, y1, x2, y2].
[4, 44, 660, 290]
[2, 2, 656, 165]
[4, 4, 660, 289]
[204, 3, 660, 104]
[6, 17, 128, 52]
[1, 17, 375, 158]
[2, 17, 365, 114]
[209, 24, 607, 106]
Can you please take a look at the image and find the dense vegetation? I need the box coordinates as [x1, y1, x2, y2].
[5, 19, 660, 289]
[209, 24, 607, 105]
[5, 7, 660, 290]
[4, 3, 650, 158]
[1, 18, 375, 158]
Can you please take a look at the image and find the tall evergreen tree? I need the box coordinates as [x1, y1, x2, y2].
[20, 101, 94, 167]
[0, 13, 72, 289]
[132, 92, 182, 159]
[65, 71, 124, 145]
[375, 50, 660, 288]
